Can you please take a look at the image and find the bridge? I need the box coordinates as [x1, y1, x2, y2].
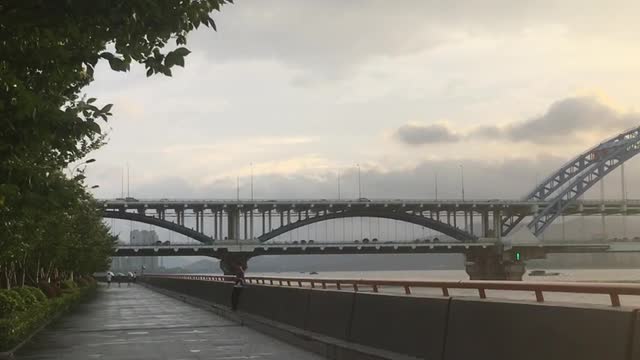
[114, 240, 640, 258]
[102, 125, 640, 279]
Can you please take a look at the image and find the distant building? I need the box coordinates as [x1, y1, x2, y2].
[111, 230, 160, 273]
[130, 229, 159, 246]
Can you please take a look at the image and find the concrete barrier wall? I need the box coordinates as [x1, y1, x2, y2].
[632, 310, 639, 360]
[443, 297, 635, 360]
[141, 278, 639, 360]
[239, 286, 310, 329]
[304, 289, 355, 340]
[349, 292, 450, 359]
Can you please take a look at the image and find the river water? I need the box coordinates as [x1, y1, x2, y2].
[251, 269, 640, 307]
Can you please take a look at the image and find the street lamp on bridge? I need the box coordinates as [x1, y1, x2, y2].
[69, 158, 96, 177]
[357, 163, 362, 199]
[460, 164, 465, 201]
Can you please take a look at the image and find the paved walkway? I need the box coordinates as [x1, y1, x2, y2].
[16, 284, 323, 360]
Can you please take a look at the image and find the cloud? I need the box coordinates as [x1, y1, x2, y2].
[502, 97, 638, 143]
[394, 96, 639, 146]
[161, 136, 315, 154]
[96, 154, 592, 201]
[394, 123, 461, 145]
[197, 1, 640, 79]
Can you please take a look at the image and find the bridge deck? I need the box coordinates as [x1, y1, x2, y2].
[16, 284, 322, 360]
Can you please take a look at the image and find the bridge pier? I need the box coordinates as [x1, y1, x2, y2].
[227, 208, 240, 240]
[464, 249, 525, 281]
[219, 253, 250, 276]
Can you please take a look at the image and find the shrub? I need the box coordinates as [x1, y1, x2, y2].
[0, 290, 23, 318]
[26, 287, 47, 303]
[83, 275, 97, 286]
[13, 288, 38, 306]
[38, 281, 61, 298]
[0, 283, 97, 351]
[60, 279, 76, 290]
[0, 302, 49, 351]
[75, 277, 89, 287]
[4, 290, 27, 312]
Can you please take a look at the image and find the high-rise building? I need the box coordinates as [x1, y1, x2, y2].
[111, 230, 160, 273]
[130, 229, 160, 245]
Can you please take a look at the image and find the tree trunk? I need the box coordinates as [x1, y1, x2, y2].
[35, 258, 40, 284]
[20, 253, 27, 287]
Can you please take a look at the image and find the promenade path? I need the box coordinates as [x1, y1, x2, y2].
[15, 284, 323, 359]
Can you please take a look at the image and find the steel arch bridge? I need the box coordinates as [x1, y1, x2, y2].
[101, 125, 640, 243]
[501, 125, 640, 237]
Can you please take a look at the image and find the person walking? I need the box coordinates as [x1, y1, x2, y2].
[231, 271, 245, 311]
[106, 272, 113, 287]
[127, 272, 134, 287]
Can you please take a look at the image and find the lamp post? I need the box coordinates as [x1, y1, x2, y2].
[337, 169, 341, 200]
[357, 164, 362, 199]
[236, 176, 240, 201]
[622, 163, 627, 239]
[459, 164, 465, 201]
[250, 163, 254, 201]
[434, 171, 438, 201]
[68, 158, 96, 177]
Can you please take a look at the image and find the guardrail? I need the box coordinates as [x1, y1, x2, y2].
[143, 274, 640, 307]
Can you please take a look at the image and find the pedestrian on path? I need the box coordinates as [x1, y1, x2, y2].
[106, 272, 113, 287]
[231, 271, 245, 311]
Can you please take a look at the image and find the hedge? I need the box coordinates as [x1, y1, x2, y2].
[0, 281, 97, 352]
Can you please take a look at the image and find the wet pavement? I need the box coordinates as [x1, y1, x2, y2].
[15, 284, 324, 360]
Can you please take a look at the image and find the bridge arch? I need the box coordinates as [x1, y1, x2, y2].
[258, 209, 477, 243]
[503, 125, 640, 237]
[102, 211, 213, 243]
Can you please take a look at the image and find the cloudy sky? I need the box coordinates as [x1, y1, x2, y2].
[83, 0, 640, 201]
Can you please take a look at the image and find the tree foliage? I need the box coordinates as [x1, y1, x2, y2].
[0, 0, 231, 288]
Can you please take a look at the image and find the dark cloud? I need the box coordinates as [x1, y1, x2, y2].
[502, 97, 638, 143]
[394, 124, 460, 145]
[394, 97, 639, 146]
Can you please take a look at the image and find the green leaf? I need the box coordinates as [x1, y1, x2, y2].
[100, 104, 113, 113]
[108, 58, 129, 72]
[87, 98, 96, 104]
[164, 52, 177, 67]
[99, 52, 115, 60]
[87, 121, 101, 134]
[146, 68, 154, 77]
[174, 47, 191, 57]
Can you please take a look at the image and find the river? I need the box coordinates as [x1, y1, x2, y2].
[251, 269, 640, 307]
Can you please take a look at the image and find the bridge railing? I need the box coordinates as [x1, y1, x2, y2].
[144, 274, 235, 282]
[143, 274, 640, 307]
